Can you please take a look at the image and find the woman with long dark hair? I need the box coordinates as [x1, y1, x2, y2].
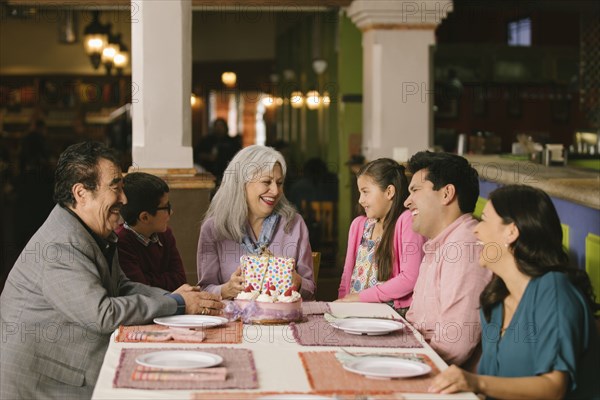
[430, 185, 599, 399]
[337, 158, 426, 316]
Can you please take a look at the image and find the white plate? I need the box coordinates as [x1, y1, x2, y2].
[135, 350, 223, 370]
[153, 315, 228, 329]
[343, 357, 431, 379]
[330, 318, 404, 336]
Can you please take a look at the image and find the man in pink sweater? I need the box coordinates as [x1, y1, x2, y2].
[404, 151, 492, 368]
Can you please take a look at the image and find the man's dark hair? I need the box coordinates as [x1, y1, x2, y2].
[407, 151, 479, 213]
[120, 172, 169, 225]
[54, 141, 121, 207]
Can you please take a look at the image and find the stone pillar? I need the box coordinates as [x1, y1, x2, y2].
[130, 1, 214, 285]
[131, 0, 193, 170]
[347, 0, 453, 161]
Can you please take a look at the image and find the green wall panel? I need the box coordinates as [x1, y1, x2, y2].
[473, 197, 487, 220]
[585, 233, 600, 302]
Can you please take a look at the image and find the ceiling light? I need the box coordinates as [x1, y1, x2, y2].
[312, 59, 328, 75]
[221, 72, 237, 87]
[83, 11, 108, 70]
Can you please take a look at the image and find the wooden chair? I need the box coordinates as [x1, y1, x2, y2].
[311, 251, 321, 283]
[301, 200, 336, 242]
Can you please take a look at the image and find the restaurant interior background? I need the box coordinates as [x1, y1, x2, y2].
[1, 0, 599, 298]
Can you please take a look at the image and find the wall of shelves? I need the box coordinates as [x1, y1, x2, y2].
[0, 74, 132, 175]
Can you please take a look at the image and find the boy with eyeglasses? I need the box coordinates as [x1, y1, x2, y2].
[117, 172, 188, 291]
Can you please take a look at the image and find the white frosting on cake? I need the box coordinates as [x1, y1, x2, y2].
[256, 293, 277, 303]
[235, 290, 259, 300]
[278, 290, 301, 303]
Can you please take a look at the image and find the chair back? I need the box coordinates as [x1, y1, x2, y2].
[311, 251, 321, 282]
[301, 200, 335, 242]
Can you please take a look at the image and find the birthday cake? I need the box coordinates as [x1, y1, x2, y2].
[229, 253, 303, 324]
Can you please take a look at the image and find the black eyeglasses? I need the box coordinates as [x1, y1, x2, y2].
[156, 202, 172, 214]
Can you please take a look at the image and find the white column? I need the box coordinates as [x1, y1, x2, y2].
[131, 0, 193, 169]
[347, 0, 453, 162]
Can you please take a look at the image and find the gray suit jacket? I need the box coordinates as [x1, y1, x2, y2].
[0, 205, 177, 399]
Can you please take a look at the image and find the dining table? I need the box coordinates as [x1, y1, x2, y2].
[92, 302, 478, 400]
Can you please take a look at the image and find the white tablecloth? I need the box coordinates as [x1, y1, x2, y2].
[92, 302, 477, 399]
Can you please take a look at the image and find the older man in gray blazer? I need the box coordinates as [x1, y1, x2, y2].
[0, 142, 223, 399]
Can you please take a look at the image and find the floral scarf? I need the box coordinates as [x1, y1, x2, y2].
[240, 213, 281, 255]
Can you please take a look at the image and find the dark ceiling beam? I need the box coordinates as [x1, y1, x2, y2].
[6, 0, 353, 8]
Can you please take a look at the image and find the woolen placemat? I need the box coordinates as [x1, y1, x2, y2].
[113, 347, 258, 390]
[299, 351, 439, 394]
[291, 315, 422, 348]
[115, 321, 243, 344]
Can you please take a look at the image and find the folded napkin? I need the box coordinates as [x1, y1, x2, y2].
[125, 327, 206, 343]
[132, 366, 227, 382]
[117, 321, 243, 344]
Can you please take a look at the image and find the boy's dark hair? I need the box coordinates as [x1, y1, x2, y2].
[54, 141, 121, 207]
[120, 172, 169, 225]
[407, 151, 479, 213]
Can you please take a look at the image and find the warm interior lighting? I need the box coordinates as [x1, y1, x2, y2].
[113, 41, 129, 73]
[290, 91, 304, 108]
[113, 53, 126, 67]
[101, 43, 118, 64]
[85, 36, 105, 53]
[261, 94, 276, 108]
[83, 11, 108, 70]
[306, 90, 320, 110]
[221, 72, 237, 87]
[191, 94, 198, 107]
[322, 92, 331, 107]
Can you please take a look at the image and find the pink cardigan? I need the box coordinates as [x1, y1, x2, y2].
[338, 209, 426, 309]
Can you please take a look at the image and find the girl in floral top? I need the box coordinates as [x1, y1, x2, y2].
[337, 158, 426, 316]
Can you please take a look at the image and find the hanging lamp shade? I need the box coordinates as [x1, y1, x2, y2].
[113, 41, 129, 72]
[83, 11, 108, 70]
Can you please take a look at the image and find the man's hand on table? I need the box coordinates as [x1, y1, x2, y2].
[178, 289, 224, 316]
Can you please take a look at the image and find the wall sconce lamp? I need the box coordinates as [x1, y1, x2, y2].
[322, 92, 331, 107]
[83, 11, 108, 70]
[261, 94, 276, 108]
[222, 72, 237, 87]
[306, 90, 321, 110]
[290, 91, 304, 109]
[261, 94, 283, 108]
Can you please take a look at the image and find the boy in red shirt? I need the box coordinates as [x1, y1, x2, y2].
[117, 172, 187, 291]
